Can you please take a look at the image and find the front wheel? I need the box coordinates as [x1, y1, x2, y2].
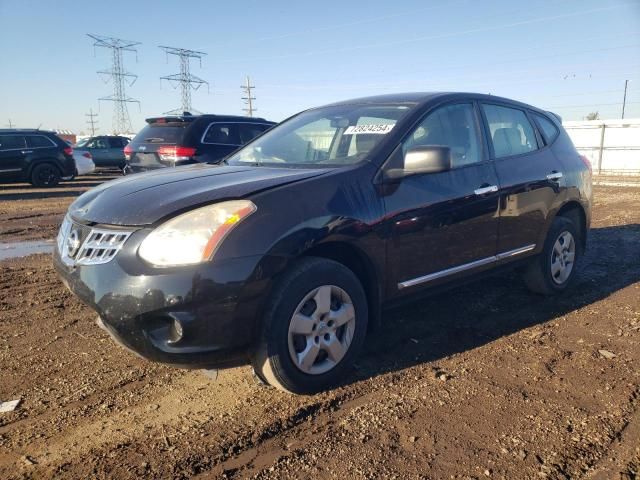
[252, 257, 368, 394]
[523, 216, 581, 295]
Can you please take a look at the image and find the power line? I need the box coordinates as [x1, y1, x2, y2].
[547, 101, 640, 109]
[257, 45, 640, 92]
[88, 34, 140, 134]
[548, 88, 640, 98]
[85, 108, 98, 136]
[241, 76, 256, 117]
[244, 0, 469, 44]
[214, 3, 636, 64]
[159, 46, 208, 113]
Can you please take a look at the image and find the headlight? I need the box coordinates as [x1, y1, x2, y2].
[138, 200, 256, 266]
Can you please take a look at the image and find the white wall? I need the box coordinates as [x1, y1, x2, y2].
[563, 119, 640, 174]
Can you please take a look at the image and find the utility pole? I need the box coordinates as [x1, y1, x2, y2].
[88, 34, 140, 134]
[6, 119, 13, 128]
[85, 108, 98, 136]
[241, 76, 256, 117]
[159, 46, 208, 113]
[622, 79, 629, 119]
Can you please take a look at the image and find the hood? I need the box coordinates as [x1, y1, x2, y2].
[69, 163, 328, 226]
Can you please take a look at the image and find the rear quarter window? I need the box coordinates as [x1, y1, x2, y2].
[238, 123, 271, 144]
[202, 123, 241, 145]
[26, 135, 55, 148]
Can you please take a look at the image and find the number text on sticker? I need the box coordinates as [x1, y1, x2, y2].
[344, 124, 394, 135]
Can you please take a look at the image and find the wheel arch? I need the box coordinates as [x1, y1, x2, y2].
[301, 241, 382, 331]
[553, 201, 587, 250]
[26, 159, 63, 177]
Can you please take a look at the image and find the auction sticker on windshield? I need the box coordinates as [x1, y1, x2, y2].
[344, 124, 394, 135]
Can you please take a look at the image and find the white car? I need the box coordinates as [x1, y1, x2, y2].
[72, 149, 96, 176]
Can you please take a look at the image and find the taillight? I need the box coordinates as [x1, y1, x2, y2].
[123, 144, 133, 161]
[579, 154, 593, 174]
[63, 147, 73, 156]
[157, 145, 196, 163]
[82, 152, 92, 159]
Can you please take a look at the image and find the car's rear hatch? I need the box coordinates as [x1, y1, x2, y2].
[126, 117, 196, 170]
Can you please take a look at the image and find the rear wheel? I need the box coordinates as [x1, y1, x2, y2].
[524, 216, 581, 295]
[30, 163, 61, 187]
[252, 257, 368, 394]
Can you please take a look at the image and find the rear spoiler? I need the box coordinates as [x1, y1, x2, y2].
[546, 111, 562, 123]
[146, 113, 197, 124]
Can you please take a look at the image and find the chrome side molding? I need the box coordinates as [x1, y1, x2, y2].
[495, 244, 536, 260]
[398, 244, 536, 290]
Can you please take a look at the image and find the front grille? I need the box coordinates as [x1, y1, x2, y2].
[74, 228, 132, 265]
[58, 216, 133, 266]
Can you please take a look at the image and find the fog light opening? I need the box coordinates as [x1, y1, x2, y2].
[167, 317, 184, 344]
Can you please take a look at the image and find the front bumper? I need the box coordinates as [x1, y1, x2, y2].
[53, 229, 277, 369]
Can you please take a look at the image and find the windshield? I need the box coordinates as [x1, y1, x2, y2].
[75, 138, 89, 147]
[227, 104, 413, 167]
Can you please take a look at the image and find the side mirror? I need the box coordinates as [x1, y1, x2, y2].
[385, 145, 451, 181]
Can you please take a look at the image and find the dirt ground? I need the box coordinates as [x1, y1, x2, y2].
[0, 174, 118, 243]
[0, 178, 639, 480]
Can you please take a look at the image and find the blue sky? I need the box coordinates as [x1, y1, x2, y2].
[0, 0, 639, 134]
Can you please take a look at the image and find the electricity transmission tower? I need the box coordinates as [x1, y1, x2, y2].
[85, 108, 98, 136]
[88, 34, 140, 134]
[241, 76, 256, 117]
[159, 46, 208, 113]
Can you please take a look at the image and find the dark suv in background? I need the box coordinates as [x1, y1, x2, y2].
[0, 129, 75, 187]
[123, 114, 275, 173]
[75, 136, 130, 169]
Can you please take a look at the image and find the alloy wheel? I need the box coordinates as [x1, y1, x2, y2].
[550, 231, 576, 284]
[287, 285, 356, 375]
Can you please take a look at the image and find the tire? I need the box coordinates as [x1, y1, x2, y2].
[252, 257, 368, 394]
[30, 163, 61, 187]
[523, 216, 581, 295]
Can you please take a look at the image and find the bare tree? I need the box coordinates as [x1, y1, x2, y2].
[585, 111, 600, 120]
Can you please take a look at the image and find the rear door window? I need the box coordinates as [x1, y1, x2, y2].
[26, 135, 55, 148]
[0, 135, 26, 150]
[108, 137, 125, 148]
[87, 137, 109, 149]
[482, 104, 538, 158]
[238, 123, 271, 144]
[202, 123, 241, 145]
[532, 113, 560, 145]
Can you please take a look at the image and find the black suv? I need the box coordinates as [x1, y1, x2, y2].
[75, 136, 130, 169]
[0, 129, 75, 187]
[124, 114, 275, 173]
[54, 93, 592, 394]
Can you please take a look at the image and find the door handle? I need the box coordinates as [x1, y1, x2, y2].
[474, 185, 498, 195]
[21, 150, 33, 154]
[546, 171, 563, 181]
